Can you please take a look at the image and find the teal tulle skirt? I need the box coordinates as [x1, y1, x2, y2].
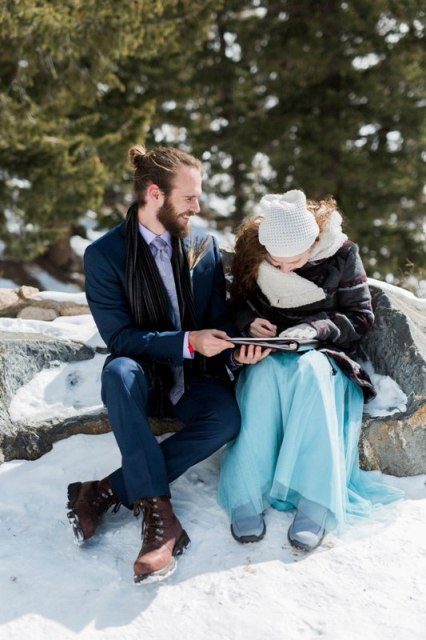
[218, 350, 404, 534]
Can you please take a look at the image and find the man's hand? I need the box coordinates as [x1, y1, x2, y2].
[249, 317, 277, 338]
[234, 344, 273, 365]
[189, 329, 235, 357]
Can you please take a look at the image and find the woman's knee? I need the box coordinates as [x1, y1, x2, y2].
[241, 353, 281, 385]
[297, 350, 331, 377]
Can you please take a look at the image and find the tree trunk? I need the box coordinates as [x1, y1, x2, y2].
[44, 223, 73, 270]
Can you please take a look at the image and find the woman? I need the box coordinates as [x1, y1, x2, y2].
[218, 190, 403, 551]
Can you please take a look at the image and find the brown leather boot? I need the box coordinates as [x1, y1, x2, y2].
[133, 496, 190, 584]
[66, 477, 121, 544]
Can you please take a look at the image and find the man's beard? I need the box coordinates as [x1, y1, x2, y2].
[157, 197, 192, 238]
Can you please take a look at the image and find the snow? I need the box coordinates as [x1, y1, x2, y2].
[0, 278, 19, 288]
[1, 306, 410, 430]
[28, 265, 82, 293]
[0, 292, 424, 638]
[78, 210, 107, 243]
[210, 227, 236, 251]
[190, 214, 209, 229]
[0, 314, 105, 350]
[367, 277, 426, 307]
[0, 433, 424, 640]
[9, 353, 106, 424]
[31, 291, 87, 305]
[362, 361, 408, 418]
[70, 235, 91, 258]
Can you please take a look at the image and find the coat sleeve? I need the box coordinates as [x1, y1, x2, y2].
[304, 243, 375, 345]
[206, 237, 235, 335]
[205, 237, 241, 370]
[231, 298, 258, 336]
[84, 243, 185, 365]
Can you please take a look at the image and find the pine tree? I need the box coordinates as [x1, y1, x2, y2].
[259, 0, 426, 278]
[0, 0, 217, 265]
[150, 2, 266, 227]
[160, 0, 425, 278]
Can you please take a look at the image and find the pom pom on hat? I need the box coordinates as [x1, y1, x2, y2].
[258, 190, 319, 257]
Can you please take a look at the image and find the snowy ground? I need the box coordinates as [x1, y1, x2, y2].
[0, 286, 424, 639]
[0, 433, 425, 640]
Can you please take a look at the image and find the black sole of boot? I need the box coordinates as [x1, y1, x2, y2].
[287, 528, 325, 552]
[66, 482, 85, 545]
[230, 521, 266, 544]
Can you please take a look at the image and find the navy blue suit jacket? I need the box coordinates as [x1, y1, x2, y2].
[83, 222, 235, 374]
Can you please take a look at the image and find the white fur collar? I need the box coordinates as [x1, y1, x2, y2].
[257, 261, 326, 308]
[255, 209, 347, 309]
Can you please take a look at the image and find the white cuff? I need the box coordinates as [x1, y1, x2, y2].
[183, 331, 194, 359]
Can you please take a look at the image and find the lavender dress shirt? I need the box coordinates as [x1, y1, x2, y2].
[138, 223, 193, 360]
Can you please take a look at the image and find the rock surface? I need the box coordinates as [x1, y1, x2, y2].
[0, 273, 424, 475]
[0, 286, 90, 318]
[0, 286, 40, 317]
[358, 282, 426, 476]
[0, 331, 183, 463]
[17, 307, 59, 321]
[0, 332, 96, 463]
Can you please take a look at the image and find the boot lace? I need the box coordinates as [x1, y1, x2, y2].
[93, 487, 121, 515]
[134, 498, 165, 545]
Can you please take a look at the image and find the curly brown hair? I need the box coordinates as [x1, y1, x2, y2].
[230, 196, 341, 305]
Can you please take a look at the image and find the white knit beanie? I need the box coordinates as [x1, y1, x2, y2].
[258, 190, 319, 257]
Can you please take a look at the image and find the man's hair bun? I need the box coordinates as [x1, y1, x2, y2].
[128, 145, 147, 169]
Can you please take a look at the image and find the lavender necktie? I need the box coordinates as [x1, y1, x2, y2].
[150, 236, 185, 404]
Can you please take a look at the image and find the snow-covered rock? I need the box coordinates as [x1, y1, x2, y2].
[358, 282, 426, 476]
[0, 332, 109, 463]
[0, 287, 89, 318]
[0, 271, 424, 476]
[0, 313, 105, 350]
[0, 326, 182, 464]
[0, 285, 40, 317]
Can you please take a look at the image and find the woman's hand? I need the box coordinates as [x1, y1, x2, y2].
[249, 317, 277, 338]
[279, 323, 317, 340]
[234, 344, 273, 365]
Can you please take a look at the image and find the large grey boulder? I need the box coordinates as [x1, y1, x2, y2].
[0, 272, 424, 476]
[0, 331, 182, 463]
[358, 281, 426, 476]
[0, 332, 109, 463]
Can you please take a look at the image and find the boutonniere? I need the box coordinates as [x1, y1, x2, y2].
[186, 236, 210, 273]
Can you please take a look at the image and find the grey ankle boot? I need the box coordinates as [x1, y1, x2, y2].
[287, 498, 328, 551]
[231, 513, 266, 543]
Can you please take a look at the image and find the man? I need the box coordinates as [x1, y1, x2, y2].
[67, 145, 269, 584]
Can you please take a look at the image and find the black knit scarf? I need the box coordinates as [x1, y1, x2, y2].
[124, 201, 197, 333]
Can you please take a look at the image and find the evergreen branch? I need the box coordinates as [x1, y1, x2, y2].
[132, 2, 215, 27]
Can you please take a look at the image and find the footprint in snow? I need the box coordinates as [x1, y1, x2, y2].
[66, 371, 81, 388]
